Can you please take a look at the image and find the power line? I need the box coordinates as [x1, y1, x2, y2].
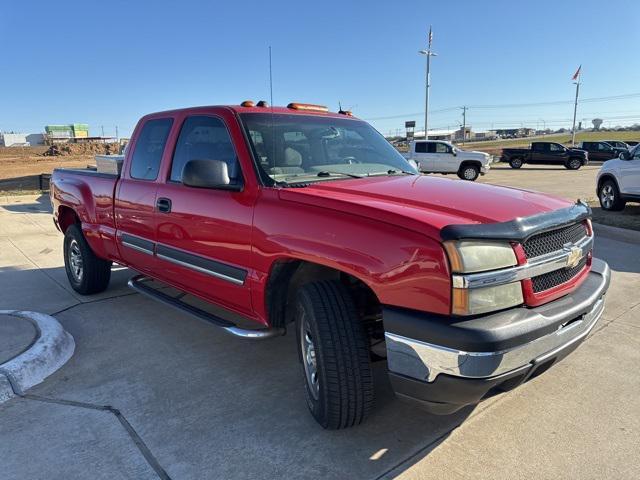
[365, 92, 640, 121]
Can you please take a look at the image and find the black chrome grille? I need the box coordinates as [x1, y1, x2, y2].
[522, 222, 587, 259]
[531, 256, 588, 293]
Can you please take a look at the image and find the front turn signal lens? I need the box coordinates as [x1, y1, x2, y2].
[452, 282, 524, 316]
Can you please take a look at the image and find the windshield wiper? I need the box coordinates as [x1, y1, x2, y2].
[315, 170, 363, 179]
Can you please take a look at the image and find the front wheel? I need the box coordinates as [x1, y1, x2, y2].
[295, 280, 373, 429]
[458, 164, 480, 181]
[63, 224, 112, 294]
[509, 157, 523, 169]
[599, 180, 626, 211]
[566, 158, 582, 170]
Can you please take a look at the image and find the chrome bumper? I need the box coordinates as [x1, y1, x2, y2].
[386, 259, 610, 383]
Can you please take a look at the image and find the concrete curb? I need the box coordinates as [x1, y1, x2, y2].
[593, 223, 640, 245]
[0, 310, 75, 403]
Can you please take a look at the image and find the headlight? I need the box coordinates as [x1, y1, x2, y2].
[452, 282, 523, 316]
[444, 240, 517, 273]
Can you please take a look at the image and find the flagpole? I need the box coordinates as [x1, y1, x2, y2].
[571, 69, 581, 146]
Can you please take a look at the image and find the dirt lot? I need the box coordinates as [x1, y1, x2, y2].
[0, 146, 103, 192]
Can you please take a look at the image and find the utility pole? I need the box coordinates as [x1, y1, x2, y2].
[115, 125, 119, 142]
[419, 26, 437, 139]
[571, 65, 581, 146]
[101, 125, 105, 137]
[461, 106, 467, 145]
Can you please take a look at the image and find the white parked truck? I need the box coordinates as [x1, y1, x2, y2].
[404, 140, 491, 181]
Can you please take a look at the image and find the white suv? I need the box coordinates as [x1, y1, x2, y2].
[596, 144, 640, 211]
[404, 140, 491, 181]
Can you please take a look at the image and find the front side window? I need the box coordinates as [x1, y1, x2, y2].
[130, 118, 173, 180]
[550, 143, 563, 152]
[240, 113, 417, 184]
[598, 143, 611, 151]
[435, 142, 450, 153]
[170, 115, 240, 183]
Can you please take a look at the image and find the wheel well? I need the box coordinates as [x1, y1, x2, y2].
[57, 206, 80, 233]
[597, 174, 619, 192]
[458, 160, 481, 172]
[265, 260, 381, 330]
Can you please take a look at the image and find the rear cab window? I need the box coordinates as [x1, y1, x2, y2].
[130, 118, 173, 180]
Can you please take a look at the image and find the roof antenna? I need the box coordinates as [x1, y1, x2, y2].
[269, 46, 274, 107]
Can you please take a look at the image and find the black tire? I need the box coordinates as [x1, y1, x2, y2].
[295, 280, 373, 429]
[598, 179, 626, 211]
[509, 157, 523, 169]
[63, 224, 112, 295]
[566, 157, 582, 170]
[457, 164, 480, 181]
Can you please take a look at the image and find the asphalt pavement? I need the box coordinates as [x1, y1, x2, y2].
[0, 193, 638, 480]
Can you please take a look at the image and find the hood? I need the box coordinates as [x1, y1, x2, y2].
[568, 147, 588, 156]
[278, 175, 572, 239]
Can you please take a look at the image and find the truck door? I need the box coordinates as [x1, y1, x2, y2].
[435, 142, 457, 172]
[114, 117, 174, 275]
[548, 143, 567, 164]
[153, 113, 255, 317]
[413, 141, 432, 171]
[530, 142, 547, 164]
[619, 147, 640, 195]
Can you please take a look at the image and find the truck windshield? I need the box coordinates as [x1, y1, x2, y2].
[239, 113, 417, 184]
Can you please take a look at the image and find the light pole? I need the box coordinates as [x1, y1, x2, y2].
[419, 26, 437, 139]
[571, 65, 581, 146]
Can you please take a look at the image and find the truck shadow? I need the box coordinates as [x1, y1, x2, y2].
[1, 193, 52, 214]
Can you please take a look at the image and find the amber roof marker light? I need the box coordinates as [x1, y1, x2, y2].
[287, 103, 329, 112]
[241, 100, 255, 107]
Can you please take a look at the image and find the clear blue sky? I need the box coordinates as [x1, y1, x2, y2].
[1, 0, 639, 138]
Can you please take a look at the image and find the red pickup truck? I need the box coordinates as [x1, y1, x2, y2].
[51, 102, 610, 429]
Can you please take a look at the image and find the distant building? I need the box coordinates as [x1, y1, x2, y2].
[1, 133, 28, 146]
[45, 124, 90, 143]
[494, 128, 536, 138]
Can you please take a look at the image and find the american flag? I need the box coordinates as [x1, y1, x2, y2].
[572, 65, 581, 81]
[428, 26, 433, 48]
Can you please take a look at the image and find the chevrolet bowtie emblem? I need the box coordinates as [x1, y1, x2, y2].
[564, 244, 583, 268]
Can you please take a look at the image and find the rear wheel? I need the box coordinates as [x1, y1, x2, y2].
[566, 157, 582, 170]
[598, 180, 626, 211]
[295, 280, 373, 429]
[458, 164, 480, 181]
[509, 157, 523, 169]
[64, 224, 112, 294]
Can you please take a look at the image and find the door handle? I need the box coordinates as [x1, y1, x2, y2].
[156, 197, 172, 213]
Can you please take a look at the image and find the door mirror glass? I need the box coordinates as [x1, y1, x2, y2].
[182, 159, 242, 190]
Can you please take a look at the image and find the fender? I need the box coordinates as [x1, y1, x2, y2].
[251, 190, 452, 324]
[51, 170, 119, 260]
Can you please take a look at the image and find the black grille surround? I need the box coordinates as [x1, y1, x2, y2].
[531, 255, 588, 293]
[522, 222, 588, 259]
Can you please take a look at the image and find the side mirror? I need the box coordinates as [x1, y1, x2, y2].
[407, 159, 419, 171]
[182, 159, 242, 190]
[619, 151, 631, 160]
[452, 148, 458, 156]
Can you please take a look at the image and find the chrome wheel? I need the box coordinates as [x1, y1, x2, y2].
[510, 158, 522, 168]
[600, 185, 615, 209]
[569, 158, 581, 169]
[300, 312, 319, 400]
[463, 167, 477, 180]
[68, 239, 83, 283]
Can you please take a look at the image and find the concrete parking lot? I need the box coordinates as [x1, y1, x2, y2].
[1, 165, 639, 479]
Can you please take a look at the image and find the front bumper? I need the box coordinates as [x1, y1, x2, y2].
[384, 258, 610, 414]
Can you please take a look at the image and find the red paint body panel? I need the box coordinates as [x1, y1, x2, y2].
[50, 104, 586, 327]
